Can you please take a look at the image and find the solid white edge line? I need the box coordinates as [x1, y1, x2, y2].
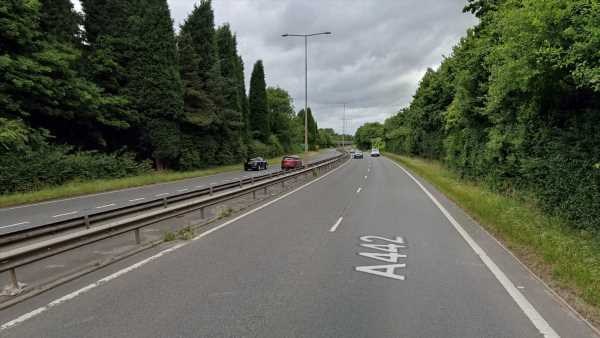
[329, 217, 344, 233]
[0, 158, 351, 332]
[0, 221, 30, 229]
[387, 158, 559, 338]
[128, 198, 145, 202]
[155, 193, 169, 197]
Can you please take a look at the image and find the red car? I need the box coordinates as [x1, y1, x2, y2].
[281, 155, 303, 170]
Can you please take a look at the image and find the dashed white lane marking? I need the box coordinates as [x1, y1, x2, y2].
[329, 217, 343, 232]
[128, 198, 145, 202]
[0, 221, 30, 230]
[0, 158, 351, 333]
[155, 193, 170, 197]
[177, 189, 188, 192]
[389, 159, 559, 338]
[52, 211, 79, 218]
[368, 168, 371, 172]
[356, 187, 362, 194]
[364, 175, 368, 179]
[95, 203, 116, 209]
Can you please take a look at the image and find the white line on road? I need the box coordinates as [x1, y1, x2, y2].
[329, 217, 344, 232]
[368, 168, 370, 172]
[95, 203, 116, 209]
[0, 158, 351, 333]
[388, 159, 559, 338]
[356, 187, 362, 194]
[195, 185, 204, 189]
[177, 189, 189, 192]
[128, 198, 145, 202]
[52, 211, 78, 218]
[364, 175, 368, 179]
[0, 221, 30, 230]
[155, 193, 170, 197]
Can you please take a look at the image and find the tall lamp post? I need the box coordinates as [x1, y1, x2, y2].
[282, 32, 332, 153]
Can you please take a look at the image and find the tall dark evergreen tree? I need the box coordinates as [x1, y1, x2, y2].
[127, 0, 184, 169]
[39, 0, 81, 44]
[249, 60, 270, 142]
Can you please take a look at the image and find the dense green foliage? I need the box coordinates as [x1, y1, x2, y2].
[0, 0, 323, 195]
[380, 0, 600, 230]
[355, 122, 384, 150]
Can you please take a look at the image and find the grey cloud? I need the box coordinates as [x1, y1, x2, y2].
[73, 0, 477, 133]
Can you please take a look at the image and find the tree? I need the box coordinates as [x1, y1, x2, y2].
[1, 0, 125, 150]
[125, 0, 184, 169]
[355, 122, 384, 150]
[267, 87, 295, 150]
[40, 0, 81, 44]
[296, 108, 319, 150]
[249, 60, 270, 142]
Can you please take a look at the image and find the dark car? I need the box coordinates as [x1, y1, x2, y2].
[244, 157, 268, 171]
[281, 155, 303, 170]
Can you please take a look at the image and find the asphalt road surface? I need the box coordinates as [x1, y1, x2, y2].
[0, 149, 338, 235]
[1, 155, 597, 337]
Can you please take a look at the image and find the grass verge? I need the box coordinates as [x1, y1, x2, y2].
[0, 150, 327, 208]
[385, 152, 600, 323]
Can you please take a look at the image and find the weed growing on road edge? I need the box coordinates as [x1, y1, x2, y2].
[163, 231, 176, 242]
[217, 206, 234, 219]
[177, 226, 195, 240]
[385, 153, 600, 324]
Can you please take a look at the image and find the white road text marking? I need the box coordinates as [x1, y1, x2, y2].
[388, 158, 559, 338]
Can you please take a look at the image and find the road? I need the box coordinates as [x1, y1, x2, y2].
[1, 155, 597, 337]
[0, 150, 338, 236]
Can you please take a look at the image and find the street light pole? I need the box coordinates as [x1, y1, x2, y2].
[282, 32, 332, 153]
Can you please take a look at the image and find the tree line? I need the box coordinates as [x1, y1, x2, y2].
[358, 0, 600, 230]
[0, 0, 336, 194]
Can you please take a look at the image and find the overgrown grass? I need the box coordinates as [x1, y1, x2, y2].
[0, 150, 327, 208]
[385, 152, 600, 320]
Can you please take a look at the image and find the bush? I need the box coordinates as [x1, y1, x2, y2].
[0, 145, 151, 194]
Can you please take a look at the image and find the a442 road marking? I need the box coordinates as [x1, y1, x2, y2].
[355, 235, 407, 280]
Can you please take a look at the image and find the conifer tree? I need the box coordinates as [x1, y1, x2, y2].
[249, 60, 270, 142]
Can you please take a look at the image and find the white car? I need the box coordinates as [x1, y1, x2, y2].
[370, 148, 380, 157]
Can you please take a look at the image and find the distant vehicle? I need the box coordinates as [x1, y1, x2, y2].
[370, 148, 380, 157]
[350, 149, 356, 154]
[244, 157, 268, 171]
[281, 155, 303, 170]
[353, 151, 364, 159]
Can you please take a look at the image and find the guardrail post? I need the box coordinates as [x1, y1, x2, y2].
[281, 181, 285, 190]
[200, 207, 205, 219]
[84, 214, 90, 229]
[264, 186, 268, 195]
[239, 179, 243, 188]
[251, 176, 254, 185]
[162, 197, 168, 208]
[252, 190, 256, 200]
[9, 268, 19, 290]
[134, 228, 141, 244]
[209, 184, 213, 195]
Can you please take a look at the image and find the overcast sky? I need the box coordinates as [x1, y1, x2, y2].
[72, 0, 477, 134]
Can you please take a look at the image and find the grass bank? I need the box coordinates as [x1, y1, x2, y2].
[0, 150, 325, 208]
[385, 152, 600, 323]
